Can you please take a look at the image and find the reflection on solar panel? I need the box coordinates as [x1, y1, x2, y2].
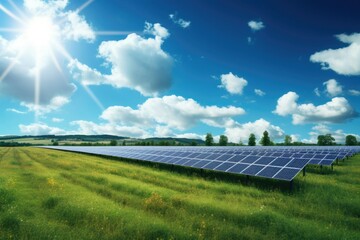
[42, 146, 360, 182]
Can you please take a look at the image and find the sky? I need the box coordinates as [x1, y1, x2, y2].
[0, 0, 359, 144]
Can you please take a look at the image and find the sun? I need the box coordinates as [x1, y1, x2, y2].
[24, 16, 58, 49]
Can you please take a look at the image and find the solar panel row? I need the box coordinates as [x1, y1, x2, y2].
[42, 146, 360, 182]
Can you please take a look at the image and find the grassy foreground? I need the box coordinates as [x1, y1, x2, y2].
[0, 147, 359, 240]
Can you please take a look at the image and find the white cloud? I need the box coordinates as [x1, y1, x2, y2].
[273, 91, 299, 116]
[219, 72, 248, 95]
[175, 133, 203, 140]
[274, 91, 357, 124]
[248, 20, 265, 31]
[225, 118, 284, 144]
[144, 22, 170, 39]
[314, 88, 321, 97]
[310, 33, 360, 75]
[62, 95, 246, 139]
[61, 11, 95, 42]
[52, 118, 63, 122]
[323, 79, 342, 97]
[21, 96, 70, 115]
[303, 124, 360, 144]
[19, 122, 66, 135]
[101, 95, 245, 131]
[69, 23, 173, 96]
[70, 120, 149, 137]
[254, 89, 265, 96]
[349, 89, 360, 96]
[169, 13, 191, 28]
[6, 108, 27, 114]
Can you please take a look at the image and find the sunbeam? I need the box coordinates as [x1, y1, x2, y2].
[82, 84, 105, 111]
[0, 52, 22, 82]
[0, 4, 24, 24]
[76, 0, 95, 14]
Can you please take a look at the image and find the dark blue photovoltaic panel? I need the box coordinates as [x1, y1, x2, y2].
[215, 162, 235, 171]
[286, 158, 310, 169]
[183, 159, 199, 167]
[255, 156, 275, 165]
[204, 154, 221, 160]
[228, 155, 245, 162]
[241, 156, 260, 164]
[319, 160, 334, 166]
[241, 165, 264, 175]
[273, 168, 299, 181]
[309, 159, 320, 165]
[216, 154, 234, 161]
[193, 160, 210, 168]
[257, 166, 282, 178]
[270, 157, 292, 167]
[227, 164, 249, 174]
[202, 161, 223, 170]
[42, 145, 360, 182]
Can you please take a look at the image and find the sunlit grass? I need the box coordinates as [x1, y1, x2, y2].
[0, 147, 359, 239]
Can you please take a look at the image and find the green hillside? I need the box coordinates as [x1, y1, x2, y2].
[0, 147, 359, 239]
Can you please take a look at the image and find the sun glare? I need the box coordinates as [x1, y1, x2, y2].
[24, 16, 58, 48]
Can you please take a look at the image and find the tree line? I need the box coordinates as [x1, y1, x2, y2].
[204, 132, 359, 146]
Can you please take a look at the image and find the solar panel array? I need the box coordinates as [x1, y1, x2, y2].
[43, 146, 360, 182]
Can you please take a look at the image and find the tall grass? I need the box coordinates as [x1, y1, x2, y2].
[0, 147, 359, 239]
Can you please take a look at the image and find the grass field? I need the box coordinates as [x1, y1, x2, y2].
[0, 147, 359, 239]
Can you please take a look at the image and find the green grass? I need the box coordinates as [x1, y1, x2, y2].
[0, 147, 359, 239]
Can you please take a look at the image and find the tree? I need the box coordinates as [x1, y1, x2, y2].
[317, 134, 335, 146]
[345, 135, 357, 146]
[260, 131, 271, 146]
[110, 140, 117, 146]
[248, 133, 256, 146]
[284, 135, 292, 145]
[122, 140, 126, 146]
[219, 135, 228, 146]
[205, 133, 214, 146]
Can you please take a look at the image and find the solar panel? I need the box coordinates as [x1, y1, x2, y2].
[41, 146, 360, 182]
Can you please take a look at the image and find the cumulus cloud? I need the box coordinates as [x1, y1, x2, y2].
[273, 91, 299, 116]
[274, 91, 357, 124]
[45, 95, 245, 139]
[219, 72, 248, 95]
[144, 22, 170, 39]
[19, 122, 66, 135]
[61, 11, 95, 42]
[101, 95, 245, 130]
[169, 13, 191, 28]
[224, 118, 285, 144]
[349, 89, 360, 96]
[310, 33, 360, 75]
[69, 22, 173, 96]
[21, 96, 70, 115]
[323, 79, 343, 97]
[254, 89, 265, 96]
[70, 120, 149, 137]
[248, 20, 265, 31]
[303, 124, 360, 144]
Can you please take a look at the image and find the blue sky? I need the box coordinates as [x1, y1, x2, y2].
[0, 0, 359, 144]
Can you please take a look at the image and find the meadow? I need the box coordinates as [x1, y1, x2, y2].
[0, 147, 359, 239]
